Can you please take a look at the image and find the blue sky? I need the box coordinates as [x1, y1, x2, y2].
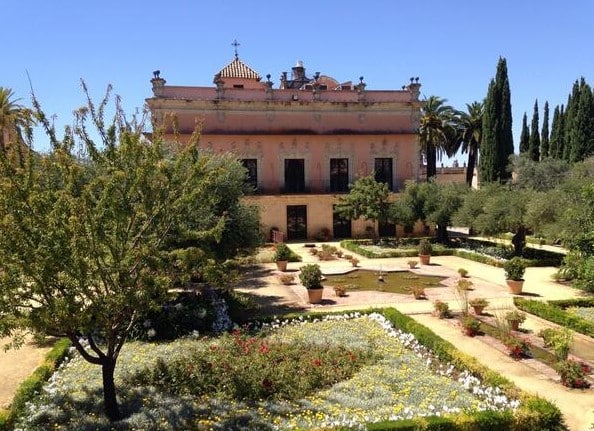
[4, 0, 594, 161]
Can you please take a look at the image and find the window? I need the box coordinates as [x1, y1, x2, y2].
[330, 158, 349, 192]
[284, 159, 305, 193]
[374, 158, 393, 191]
[242, 159, 258, 192]
[233, 84, 244, 89]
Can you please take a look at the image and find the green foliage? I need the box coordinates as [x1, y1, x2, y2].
[335, 175, 391, 228]
[554, 359, 591, 388]
[418, 96, 458, 180]
[273, 242, 292, 261]
[456, 101, 484, 186]
[515, 297, 594, 337]
[418, 239, 433, 255]
[538, 327, 572, 361]
[519, 112, 530, 155]
[528, 99, 541, 161]
[504, 257, 527, 281]
[0, 86, 260, 421]
[129, 330, 377, 401]
[541, 101, 550, 158]
[480, 57, 514, 183]
[511, 154, 570, 192]
[299, 263, 323, 289]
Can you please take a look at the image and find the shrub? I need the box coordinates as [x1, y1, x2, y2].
[458, 268, 469, 277]
[129, 329, 377, 401]
[505, 310, 526, 324]
[433, 300, 450, 318]
[457, 279, 473, 291]
[504, 336, 531, 360]
[418, 239, 433, 255]
[273, 242, 292, 261]
[503, 257, 526, 281]
[278, 274, 295, 285]
[299, 264, 323, 289]
[461, 316, 481, 336]
[554, 359, 591, 388]
[469, 297, 489, 308]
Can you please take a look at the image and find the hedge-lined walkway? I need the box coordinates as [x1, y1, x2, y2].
[237, 242, 593, 431]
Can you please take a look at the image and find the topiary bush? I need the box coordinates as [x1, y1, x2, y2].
[299, 263, 323, 289]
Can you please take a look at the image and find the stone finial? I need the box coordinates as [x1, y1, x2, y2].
[150, 70, 166, 96]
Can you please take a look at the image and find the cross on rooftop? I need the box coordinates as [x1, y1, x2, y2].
[232, 39, 240, 58]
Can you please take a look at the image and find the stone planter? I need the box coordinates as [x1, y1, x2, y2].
[506, 279, 524, 295]
[307, 288, 323, 304]
[419, 254, 431, 265]
[276, 260, 288, 272]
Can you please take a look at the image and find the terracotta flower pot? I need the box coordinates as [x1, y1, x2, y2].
[276, 260, 288, 272]
[472, 305, 485, 315]
[419, 254, 431, 265]
[506, 279, 524, 295]
[307, 288, 323, 304]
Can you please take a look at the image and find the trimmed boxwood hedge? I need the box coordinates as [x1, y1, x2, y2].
[514, 297, 594, 338]
[262, 307, 564, 431]
[340, 239, 563, 268]
[0, 338, 71, 431]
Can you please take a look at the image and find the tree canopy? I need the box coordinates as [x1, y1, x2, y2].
[0, 85, 260, 421]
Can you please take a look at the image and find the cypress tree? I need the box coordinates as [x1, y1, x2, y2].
[549, 105, 560, 159]
[563, 81, 579, 161]
[558, 105, 566, 160]
[570, 78, 594, 162]
[519, 113, 530, 154]
[541, 101, 549, 158]
[528, 99, 540, 161]
[480, 57, 514, 183]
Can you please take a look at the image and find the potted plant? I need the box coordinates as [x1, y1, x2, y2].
[350, 257, 360, 267]
[299, 263, 324, 304]
[458, 268, 469, 278]
[469, 297, 489, 315]
[504, 336, 531, 360]
[505, 309, 526, 331]
[457, 279, 473, 291]
[503, 257, 526, 294]
[555, 359, 591, 388]
[274, 243, 292, 271]
[461, 315, 481, 337]
[278, 274, 295, 285]
[409, 285, 426, 300]
[407, 260, 418, 269]
[433, 300, 450, 318]
[333, 284, 347, 297]
[418, 239, 432, 265]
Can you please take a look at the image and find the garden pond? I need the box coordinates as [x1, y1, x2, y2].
[322, 269, 446, 294]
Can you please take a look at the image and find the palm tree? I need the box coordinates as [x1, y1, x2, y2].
[0, 87, 35, 151]
[418, 96, 457, 181]
[456, 101, 484, 187]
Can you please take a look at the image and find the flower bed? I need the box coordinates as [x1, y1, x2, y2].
[13, 310, 562, 431]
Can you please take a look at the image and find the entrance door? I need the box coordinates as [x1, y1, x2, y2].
[333, 207, 352, 238]
[287, 205, 307, 240]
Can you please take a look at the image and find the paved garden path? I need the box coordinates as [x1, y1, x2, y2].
[235, 242, 594, 431]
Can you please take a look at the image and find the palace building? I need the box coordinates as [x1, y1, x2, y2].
[146, 51, 423, 241]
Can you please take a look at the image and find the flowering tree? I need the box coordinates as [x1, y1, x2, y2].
[0, 85, 259, 421]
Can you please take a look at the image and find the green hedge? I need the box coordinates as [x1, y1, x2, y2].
[514, 297, 594, 338]
[0, 338, 71, 431]
[266, 307, 563, 431]
[341, 240, 560, 268]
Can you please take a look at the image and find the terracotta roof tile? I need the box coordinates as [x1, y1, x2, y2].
[218, 57, 261, 80]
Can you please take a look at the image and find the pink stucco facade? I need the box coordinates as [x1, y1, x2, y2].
[146, 58, 424, 240]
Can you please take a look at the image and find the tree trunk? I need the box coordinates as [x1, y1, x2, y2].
[511, 226, 526, 257]
[102, 358, 121, 422]
[426, 144, 437, 181]
[436, 224, 449, 244]
[466, 148, 476, 187]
